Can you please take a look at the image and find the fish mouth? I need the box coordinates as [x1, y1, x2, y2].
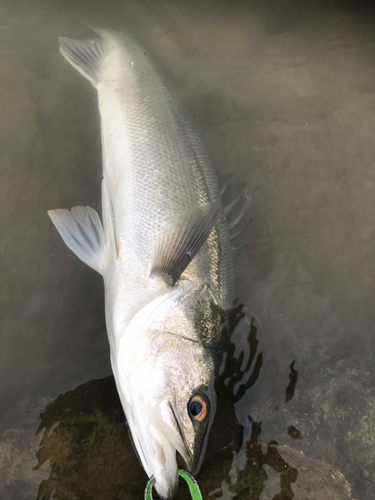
[144, 401, 192, 500]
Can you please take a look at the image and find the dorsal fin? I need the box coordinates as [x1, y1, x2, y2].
[217, 171, 257, 244]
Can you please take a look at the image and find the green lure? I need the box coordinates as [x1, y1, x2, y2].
[144, 469, 203, 500]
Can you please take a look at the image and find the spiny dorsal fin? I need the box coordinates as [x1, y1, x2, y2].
[151, 203, 220, 286]
[217, 172, 234, 196]
[59, 36, 107, 86]
[217, 170, 257, 243]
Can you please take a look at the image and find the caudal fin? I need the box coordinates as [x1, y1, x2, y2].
[59, 36, 107, 86]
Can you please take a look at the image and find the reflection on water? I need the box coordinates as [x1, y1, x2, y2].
[2, 0, 375, 498]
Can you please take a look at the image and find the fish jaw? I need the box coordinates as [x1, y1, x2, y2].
[113, 378, 188, 499]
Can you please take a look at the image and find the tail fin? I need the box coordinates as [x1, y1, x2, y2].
[59, 36, 107, 86]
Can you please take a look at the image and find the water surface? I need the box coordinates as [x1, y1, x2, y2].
[1, 0, 375, 498]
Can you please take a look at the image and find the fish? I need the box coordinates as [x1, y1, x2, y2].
[48, 29, 251, 499]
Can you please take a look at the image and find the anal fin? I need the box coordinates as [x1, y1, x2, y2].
[48, 206, 107, 274]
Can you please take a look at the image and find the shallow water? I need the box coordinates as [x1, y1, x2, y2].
[1, 0, 375, 498]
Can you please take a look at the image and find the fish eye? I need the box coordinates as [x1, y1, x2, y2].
[188, 394, 208, 422]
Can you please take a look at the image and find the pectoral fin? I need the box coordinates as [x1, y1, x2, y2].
[48, 206, 107, 274]
[151, 203, 220, 286]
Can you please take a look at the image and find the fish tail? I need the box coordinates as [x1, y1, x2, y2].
[58, 35, 108, 87]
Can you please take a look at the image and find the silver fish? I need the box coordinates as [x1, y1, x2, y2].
[49, 30, 250, 499]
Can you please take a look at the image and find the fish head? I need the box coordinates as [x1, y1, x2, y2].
[116, 282, 224, 499]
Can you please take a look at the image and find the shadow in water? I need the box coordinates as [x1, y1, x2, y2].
[285, 361, 298, 404]
[208, 307, 299, 500]
[33, 377, 147, 500]
[219, 307, 263, 405]
[228, 422, 298, 500]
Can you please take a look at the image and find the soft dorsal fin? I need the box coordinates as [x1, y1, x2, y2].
[150, 203, 220, 286]
[59, 36, 107, 86]
[48, 206, 107, 274]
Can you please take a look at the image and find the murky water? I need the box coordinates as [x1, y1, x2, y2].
[2, 0, 375, 498]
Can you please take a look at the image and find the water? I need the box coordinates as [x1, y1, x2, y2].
[1, 0, 375, 498]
